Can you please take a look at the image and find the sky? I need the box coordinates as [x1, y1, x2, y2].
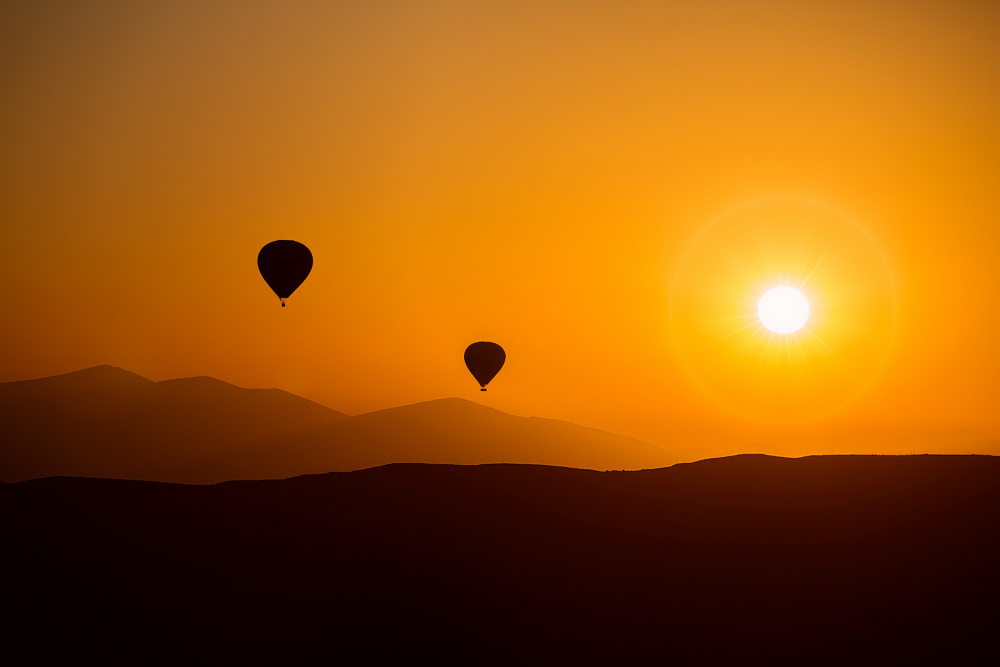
[2, 0, 999, 451]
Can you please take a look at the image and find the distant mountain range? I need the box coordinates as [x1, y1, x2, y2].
[0, 366, 673, 483]
[4, 366, 998, 484]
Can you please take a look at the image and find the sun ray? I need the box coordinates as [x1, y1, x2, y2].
[809, 297, 869, 308]
[713, 319, 761, 342]
[797, 246, 834, 290]
[714, 298, 758, 307]
[717, 283, 759, 300]
[703, 313, 759, 325]
[758, 332, 777, 364]
[792, 336, 811, 368]
[801, 327, 837, 355]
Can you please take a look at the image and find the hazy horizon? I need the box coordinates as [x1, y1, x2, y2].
[3, 1, 999, 456]
[4, 365, 997, 481]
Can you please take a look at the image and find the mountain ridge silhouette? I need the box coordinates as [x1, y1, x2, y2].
[1, 366, 672, 483]
[6, 366, 997, 484]
[1, 365, 348, 483]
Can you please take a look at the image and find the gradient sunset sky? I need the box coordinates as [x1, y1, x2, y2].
[2, 1, 998, 450]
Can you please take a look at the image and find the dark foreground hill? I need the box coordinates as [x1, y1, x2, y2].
[4, 455, 999, 665]
[0, 366, 671, 483]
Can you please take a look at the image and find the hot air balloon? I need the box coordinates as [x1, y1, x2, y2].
[464, 342, 505, 391]
[258, 240, 313, 306]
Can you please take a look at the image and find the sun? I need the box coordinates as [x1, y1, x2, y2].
[669, 198, 898, 422]
[758, 286, 809, 334]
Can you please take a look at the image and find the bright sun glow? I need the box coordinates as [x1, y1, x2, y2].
[758, 287, 809, 334]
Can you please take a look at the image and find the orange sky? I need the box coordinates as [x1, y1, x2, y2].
[2, 1, 999, 450]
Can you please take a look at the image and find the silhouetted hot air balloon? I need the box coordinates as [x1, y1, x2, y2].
[258, 240, 313, 306]
[464, 342, 505, 391]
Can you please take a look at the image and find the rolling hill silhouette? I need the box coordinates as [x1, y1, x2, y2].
[747, 426, 1000, 460]
[4, 455, 998, 664]
[1, 366, 672, 483]
[886, 426, 1000, 455]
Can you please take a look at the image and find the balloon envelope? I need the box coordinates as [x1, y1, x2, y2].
[258, 240, 313, 303]
[464, 342, 505, 390]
